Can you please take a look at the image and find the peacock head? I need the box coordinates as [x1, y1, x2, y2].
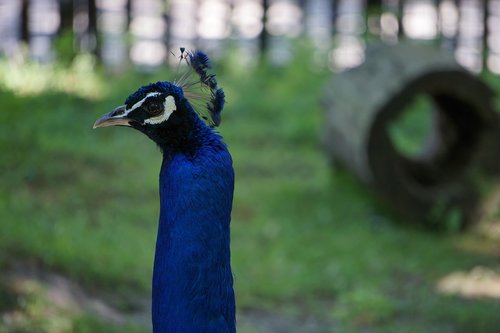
[93, 50, 224, 147]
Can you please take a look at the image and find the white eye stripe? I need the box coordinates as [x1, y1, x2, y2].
[144, 95, 176, 125]
[124, 92, 162, 116]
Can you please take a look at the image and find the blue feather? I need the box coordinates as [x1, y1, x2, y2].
[208, 88, 225, 126]
[185, 50, 225, 128]
[153, 122, 236, 332]
[189, 50, 211, 75]
[125, 81, 181, 108]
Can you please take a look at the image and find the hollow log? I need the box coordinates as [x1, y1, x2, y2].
[323, 43, 500, 228]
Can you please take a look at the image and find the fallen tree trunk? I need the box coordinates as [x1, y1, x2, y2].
[323, 43, 500, 228]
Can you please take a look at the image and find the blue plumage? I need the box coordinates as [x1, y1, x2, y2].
[125, 81, 182, 109]
[185, 50, 225, 127]
[208, 88, 225, 127]
[188, 50, 211, 79]
[154, 135, 235, 332]
[94, 51, 236, 333]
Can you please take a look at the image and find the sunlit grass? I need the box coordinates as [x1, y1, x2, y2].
[0, 54, 107, 100]
[388, 95, 434, 158]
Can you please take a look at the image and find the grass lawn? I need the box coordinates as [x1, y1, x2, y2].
[0, 53, 499, 333]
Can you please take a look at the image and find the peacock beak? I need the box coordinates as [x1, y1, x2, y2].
[93, 105, 132, 128]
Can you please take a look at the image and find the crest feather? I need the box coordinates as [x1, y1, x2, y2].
[175, 50, 225, 127]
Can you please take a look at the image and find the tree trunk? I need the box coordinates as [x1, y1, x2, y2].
[323, 43, 500, 228]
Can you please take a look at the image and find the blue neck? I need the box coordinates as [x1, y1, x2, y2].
[152, 125, 236, 333]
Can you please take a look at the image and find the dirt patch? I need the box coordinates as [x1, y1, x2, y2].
[1, 262, 335, 333]
[1, 261, 149, 329]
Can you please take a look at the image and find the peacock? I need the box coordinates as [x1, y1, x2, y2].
[93, 50, 236, 333]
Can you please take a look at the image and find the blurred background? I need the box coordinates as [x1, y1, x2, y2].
[0, 0, 499, 332]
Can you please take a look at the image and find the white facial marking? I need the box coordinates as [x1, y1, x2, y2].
[144, 95, 176, 125]
[123, 92, 162, 117]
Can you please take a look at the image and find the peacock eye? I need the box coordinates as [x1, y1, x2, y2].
[145, 102, 163, 116]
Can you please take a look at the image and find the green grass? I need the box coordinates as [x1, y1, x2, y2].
[388, 95, 434, 158]
[0, 52, 499, 332]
